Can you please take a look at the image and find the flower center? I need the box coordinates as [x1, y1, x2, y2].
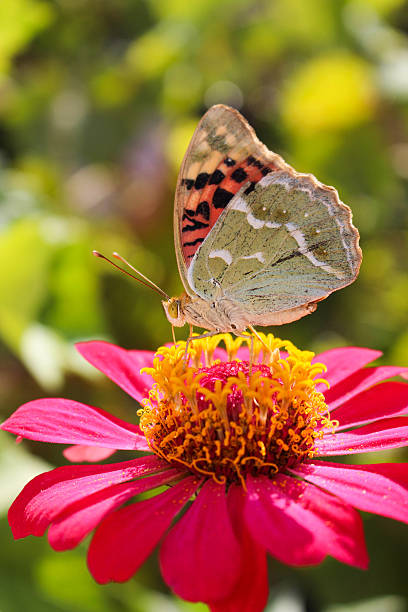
[139, 333, 336, 487]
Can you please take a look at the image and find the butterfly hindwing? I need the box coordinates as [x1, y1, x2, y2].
[186, 169, 361, 324]
[174, 105, 288, 292]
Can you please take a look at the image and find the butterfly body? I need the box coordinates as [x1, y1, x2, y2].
[163, 105, 362, 333]
[163, 291, 256, 333]
[163, 290, 318, 333]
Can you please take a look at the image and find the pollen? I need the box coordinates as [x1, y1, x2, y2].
[139, 333, 336, 488]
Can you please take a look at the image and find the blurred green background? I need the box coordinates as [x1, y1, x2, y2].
[0, 0, 407, 610]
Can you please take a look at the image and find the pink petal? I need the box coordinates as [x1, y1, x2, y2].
[236, 346, 250, 360]
[213, 347, 229, 361]
[48, 468, 182, 550]
[160, 479, 241, 603]
[325, 366, 407, 411]
[87, 475, 201, 584]
[331, 382, 408, 431]
[245, 474, 368, 569]
[244, 475, 324, 566]
[63, 445, 116, 462]
[316, 416, 408, 455]
[314, 347, 381, 392]
[76, 341, 155, 403]
[9, 454, 167, 538]
[1, 398, 149, 450]
[210, 485, 268, 612]
[290, 461, 408, 523]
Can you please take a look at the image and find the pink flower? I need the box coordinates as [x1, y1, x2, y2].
[2, 333, 408, 612]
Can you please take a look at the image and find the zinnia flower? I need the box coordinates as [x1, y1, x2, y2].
[2, 333, 408, 612]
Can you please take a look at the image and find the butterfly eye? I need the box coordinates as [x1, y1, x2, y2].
[167, 300, 179, 319]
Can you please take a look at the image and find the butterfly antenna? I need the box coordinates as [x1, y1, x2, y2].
[93, 251, 170, 300]
[112, 251, 170, 299]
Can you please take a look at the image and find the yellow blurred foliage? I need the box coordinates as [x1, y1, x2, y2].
[91, 67, 135, 108]
[348, 0, 406, 15]
[281, 51, 376, 134]
[126, 22, 192, 79]
[0, 0, 53, 74]
[268, 0, 336, 47]
[0, 218, 50, 349]
[165, 117, 200, 172]
[147, 0, 220, 20]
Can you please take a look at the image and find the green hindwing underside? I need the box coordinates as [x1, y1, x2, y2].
[187, 170, 361, 316]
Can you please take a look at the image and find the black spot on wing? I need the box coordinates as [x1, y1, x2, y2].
[224, 157, 236, 167]
[182, 219, 209, 232]
[182, 178, 194, 190]
[209, 169, 225, 185]
[183, 237, 205, 247]
[195, 172, 210, 189]
[182, 201, 210, 224]
[196, 201, 210, 220]
[244, 182, 256, 195]
[212, 187, 234, 209]
[182, 209, 195, 220]
[247, 156, 264, 170]
[231, 167, 248, 183]
[261, 167, 271, 176]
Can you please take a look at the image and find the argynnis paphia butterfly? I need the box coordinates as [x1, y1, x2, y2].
[161, 105, 362, 335]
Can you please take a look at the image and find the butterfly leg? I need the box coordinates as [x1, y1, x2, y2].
[233, 331, 254, 375]
[183, 330, 220, 369]
[248, 333, 254, 375]
[171, 325, 176, 345]
[248, 325, 271, 355]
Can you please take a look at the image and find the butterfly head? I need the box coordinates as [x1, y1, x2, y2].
[162, 296, 186, 327]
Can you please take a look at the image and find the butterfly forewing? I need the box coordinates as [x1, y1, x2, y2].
[174, 105, 287, 291]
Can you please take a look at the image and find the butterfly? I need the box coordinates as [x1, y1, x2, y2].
[96, 104, 361, 336]
[161, 104, 362, 335]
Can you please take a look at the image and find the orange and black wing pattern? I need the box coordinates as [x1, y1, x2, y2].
[174, 105, 288, 290]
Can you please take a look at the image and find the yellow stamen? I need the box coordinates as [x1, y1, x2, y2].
[139, 332, 335, 487]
